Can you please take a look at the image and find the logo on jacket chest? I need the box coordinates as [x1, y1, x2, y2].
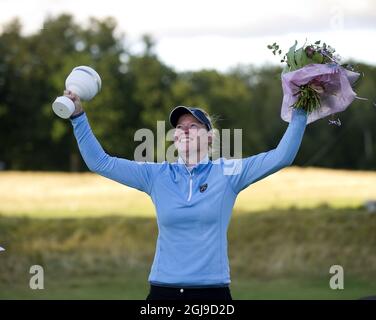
[199, 183, 208, 193]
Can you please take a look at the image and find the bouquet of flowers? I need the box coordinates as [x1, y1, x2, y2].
[268, 40, 361, 124]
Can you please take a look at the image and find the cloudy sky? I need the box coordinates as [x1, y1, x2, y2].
[0, 0, 375, 71]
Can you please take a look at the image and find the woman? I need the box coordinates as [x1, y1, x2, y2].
[66, 89, 307, 300]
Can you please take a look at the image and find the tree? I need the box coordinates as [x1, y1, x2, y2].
[0, 15, 375, 171]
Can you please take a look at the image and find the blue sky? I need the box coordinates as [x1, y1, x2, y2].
[1, 0, 375, 71]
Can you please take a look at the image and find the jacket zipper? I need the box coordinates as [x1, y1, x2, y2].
[182, 165, 194, 202]
[187, 173, 193, 201]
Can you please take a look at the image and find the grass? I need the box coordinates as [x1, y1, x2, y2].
[1, 269, 150, 300]
[0, 168, 376, 299]
[1, 207, 376, 299]
[3, 272, 376, 300]
[1, 167, 376, 218]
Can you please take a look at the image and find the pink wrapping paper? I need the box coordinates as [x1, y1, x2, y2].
[281, 63, 360, 124]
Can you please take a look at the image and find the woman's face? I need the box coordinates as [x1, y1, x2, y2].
[173, 114, 212, 156]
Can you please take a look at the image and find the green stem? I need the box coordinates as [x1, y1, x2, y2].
[292, 85, 321, 113]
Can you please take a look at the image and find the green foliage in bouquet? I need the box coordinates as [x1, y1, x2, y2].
[267, 40, 342, 113]
[267, 40, 337, 73]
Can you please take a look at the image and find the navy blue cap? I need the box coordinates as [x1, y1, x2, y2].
[169, 106, 212, 131]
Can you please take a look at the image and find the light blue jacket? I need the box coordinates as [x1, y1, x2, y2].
[70, 109, 307, 287]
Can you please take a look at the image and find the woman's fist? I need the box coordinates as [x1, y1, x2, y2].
[64, 90, 83, 116]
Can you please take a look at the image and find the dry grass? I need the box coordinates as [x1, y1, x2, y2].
[1, 167, 376, 218]
[0, 171, 154, 217]
[236, 166, 376, 212]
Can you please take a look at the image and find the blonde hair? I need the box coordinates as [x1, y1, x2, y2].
[194, 107, 221, 159]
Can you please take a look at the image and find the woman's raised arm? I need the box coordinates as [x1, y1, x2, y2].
[67, 92, 159, 195]
[227, 108, 308, 194]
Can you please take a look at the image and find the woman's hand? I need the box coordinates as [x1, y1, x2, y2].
[64, 90, 84, 116]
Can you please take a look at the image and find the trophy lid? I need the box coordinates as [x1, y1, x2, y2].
[72, 66, 102, 93]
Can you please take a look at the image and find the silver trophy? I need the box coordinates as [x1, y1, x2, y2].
[52, 66, 102, 119]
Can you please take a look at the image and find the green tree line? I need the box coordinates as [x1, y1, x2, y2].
[0, 14, 375, 171]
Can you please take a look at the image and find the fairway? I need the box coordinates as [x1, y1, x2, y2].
[1, 167, 375, 218]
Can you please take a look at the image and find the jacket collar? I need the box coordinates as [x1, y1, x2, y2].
[177, 154, 210, 173]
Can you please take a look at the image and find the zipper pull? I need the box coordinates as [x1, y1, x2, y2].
[187, 173, 193, 201]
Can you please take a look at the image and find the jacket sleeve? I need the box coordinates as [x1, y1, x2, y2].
[70, 113, 158, 195]
[227, 108, 307, 194]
